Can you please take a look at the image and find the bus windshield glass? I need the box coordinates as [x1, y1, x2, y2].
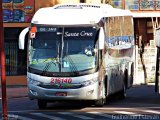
[28, 26, 98, 76]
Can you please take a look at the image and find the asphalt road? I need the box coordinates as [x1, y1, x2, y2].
[1, 84, 160, 120]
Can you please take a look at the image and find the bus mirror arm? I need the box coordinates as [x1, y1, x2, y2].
[99, 27, 104, 50]
[19, 27, 29, 50]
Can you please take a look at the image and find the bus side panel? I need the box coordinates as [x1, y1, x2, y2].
[104, 16, 134, 94]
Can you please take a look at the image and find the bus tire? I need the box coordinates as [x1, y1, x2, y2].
[95, 78, 107, 107]
[104, 76, 108, 97]
[130, 63, 134, 86]
[118, 71, 127, 99]
[95, 98, 105, 107]
[38, 99, 47, 109]
[118, 84, 126, 100]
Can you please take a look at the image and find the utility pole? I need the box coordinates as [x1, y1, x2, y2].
[0, 0, 8, 119]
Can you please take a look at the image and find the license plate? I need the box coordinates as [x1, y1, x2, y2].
[55, 92, 67, 96]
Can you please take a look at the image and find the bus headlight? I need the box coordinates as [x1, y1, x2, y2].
[28, 78, 41, 86]
[80, 78, 98, 87]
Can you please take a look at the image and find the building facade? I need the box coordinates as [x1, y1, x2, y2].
[111, 0, 160, 84]
[3, 0, 160, 85]
[3, 0, 81, 84]
[111, 0, 160, 46]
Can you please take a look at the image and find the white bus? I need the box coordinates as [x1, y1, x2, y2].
[19, 3, 134, 109]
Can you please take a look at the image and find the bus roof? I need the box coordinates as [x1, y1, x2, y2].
[31, 3, 132, 26]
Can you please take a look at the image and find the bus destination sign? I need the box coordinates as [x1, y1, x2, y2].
[37, 27, 57, 32]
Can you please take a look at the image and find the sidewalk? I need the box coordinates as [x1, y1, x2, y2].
[0, 85, 28, 99]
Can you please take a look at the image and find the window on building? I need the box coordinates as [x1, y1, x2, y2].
[3, 0, 35, 22]
[125, 0, 139, 10]
[4, 28, 27, 76]
[156, 0, 160, 10]
[139, 0, 155, 10]
[112, 0, 123, 9]
[124, 0, 160, 11]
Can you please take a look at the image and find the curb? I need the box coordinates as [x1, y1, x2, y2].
[0, 86, 28, 99]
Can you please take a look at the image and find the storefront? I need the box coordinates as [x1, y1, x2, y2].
[3, 0, 34, 85]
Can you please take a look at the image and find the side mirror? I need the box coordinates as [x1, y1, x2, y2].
[155, 28, 160, 47]
[19, 27, 29, 49]
[99, 27, 104, 49]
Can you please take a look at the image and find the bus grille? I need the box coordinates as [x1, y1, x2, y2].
[38, 84, 83, 89]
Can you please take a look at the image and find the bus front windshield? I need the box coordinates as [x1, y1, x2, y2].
[28, 26, 99, 76]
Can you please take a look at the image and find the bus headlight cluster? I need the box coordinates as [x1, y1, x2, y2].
[80, 78, 98, 87]
[28, 78, 41, 86]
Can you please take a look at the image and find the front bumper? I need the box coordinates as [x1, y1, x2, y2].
[28, 82, 99, 101]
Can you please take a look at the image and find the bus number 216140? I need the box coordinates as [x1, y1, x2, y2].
[50, 78, 72, 85]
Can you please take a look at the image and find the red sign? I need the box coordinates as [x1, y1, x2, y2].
[50, 78, 72, 85]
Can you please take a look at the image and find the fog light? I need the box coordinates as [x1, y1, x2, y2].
[87, 90, 94, 96]
[30, 90, 38, 96]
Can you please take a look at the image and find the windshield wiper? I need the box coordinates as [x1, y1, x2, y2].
[41, 61, 57, 75]
[42, 41, 60, 75]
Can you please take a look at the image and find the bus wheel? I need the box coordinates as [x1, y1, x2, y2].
[118, 70, 127, 99]
[118, 84, 126, 100]
[95, 98, 105, 107]
[130, 63, 134, 85]
[38, 99, 47, 109]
